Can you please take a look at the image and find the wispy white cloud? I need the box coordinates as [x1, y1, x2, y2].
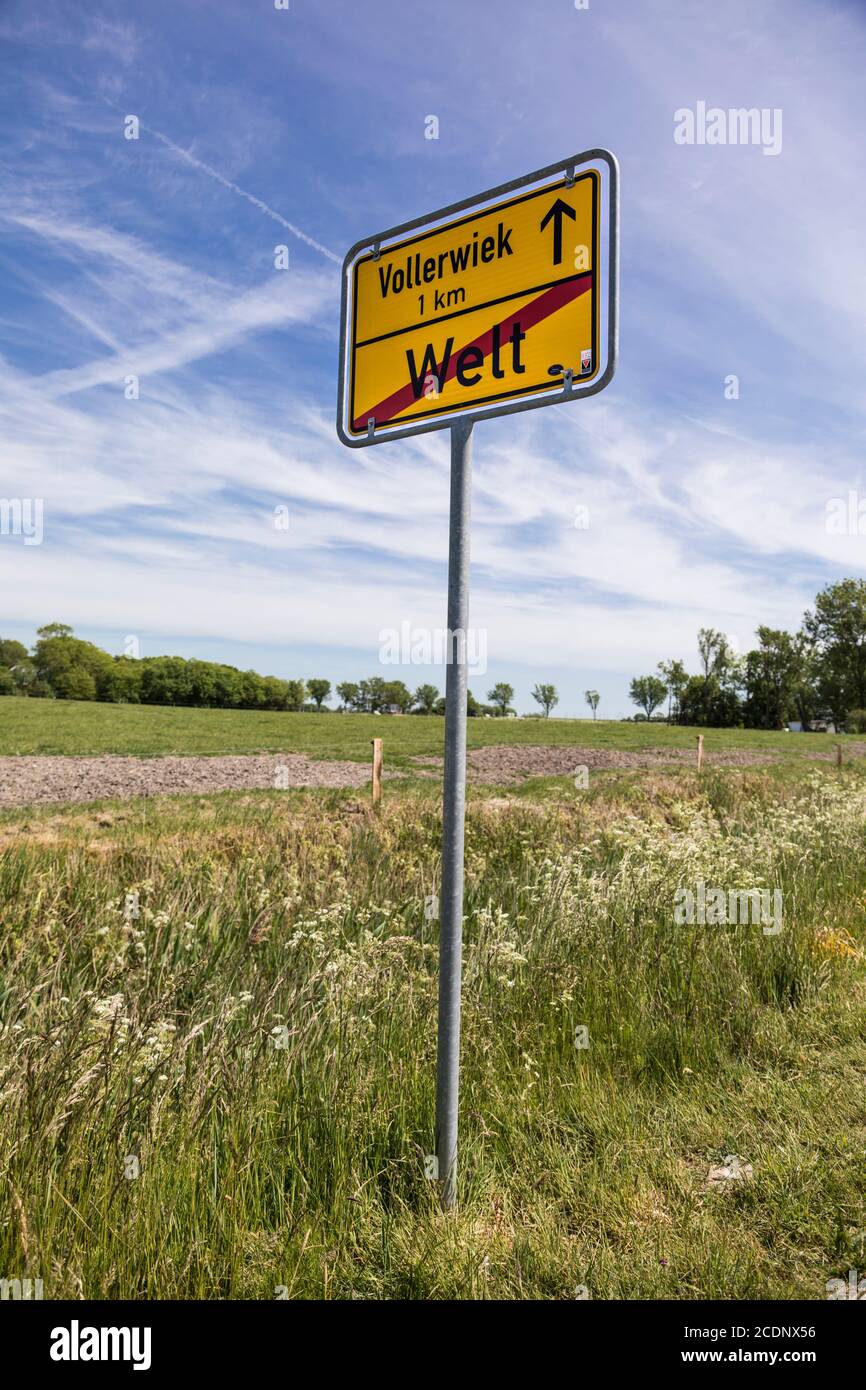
[0, 206, 334, 396]
[82, 19, 138, 66]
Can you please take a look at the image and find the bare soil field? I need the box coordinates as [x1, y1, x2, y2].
[0, 753, 381, 806]
[416, 741, 866, 784]
[4, 738, 863, 808]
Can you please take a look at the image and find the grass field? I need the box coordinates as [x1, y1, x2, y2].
[1, 700, 865, 1298]
[0, 695, 857, 765]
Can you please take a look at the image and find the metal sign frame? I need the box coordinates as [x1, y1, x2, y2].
[337, 148, 619, 448]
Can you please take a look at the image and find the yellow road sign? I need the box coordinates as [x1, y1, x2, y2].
[337, 150, 618, 446]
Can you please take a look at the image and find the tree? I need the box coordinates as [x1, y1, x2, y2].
[677, 673, 743, 728]
[531, 683, 559, 718]
[0, 639, 28, 668]
[584, 689, 600, 719]
[0, 637, 32, 698]
[802, 579, 866, 727]
[359, 676, 388, 713]
[488, 682, 514, 716]
[10, 660, 37, 694]
[336, 681, 360, 711]
[185, 661, 217, 708]
[33, 626, 113, 703]
[414, 683, 440, 714]
[240, 669, 267, 709]
[284, 679, 305, 712]
[742, 628, 809, 730]
[629, 675, 668, 720]
[261, 675, 290, 710]
[697, 627, 727, 678]
[675, 632, 745, 728]
[657, 660, 688, 723]
[307, 678, 331, 710]
[139, 656, 192, 706]
[99, 657, 143, 704]
[382, 679, 413, 713]
[52, 666, 97, 701]
[209, 664, 243, 709]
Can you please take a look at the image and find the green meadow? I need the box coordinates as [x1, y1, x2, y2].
[0, 695, 854, 766]
[1, 702, 864, 1298]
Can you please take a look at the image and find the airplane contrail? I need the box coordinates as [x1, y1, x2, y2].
[98, 92, 342, 265]
[146, 124, 341, 264]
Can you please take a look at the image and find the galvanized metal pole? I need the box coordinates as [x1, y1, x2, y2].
[435, 417, 473, 1211]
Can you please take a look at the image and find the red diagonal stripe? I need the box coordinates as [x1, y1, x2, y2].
[352, 272, 592, 432]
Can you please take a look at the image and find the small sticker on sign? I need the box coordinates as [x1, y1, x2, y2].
[580, 349, 592, 374]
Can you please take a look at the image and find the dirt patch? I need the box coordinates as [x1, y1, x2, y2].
[2, 740, 863, 807]
[415, 742, 866, 786]
[0, 754, 383, 808]
[467, 745, 782, 783]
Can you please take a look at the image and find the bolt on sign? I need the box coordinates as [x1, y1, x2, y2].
[337, 150, 618, 446]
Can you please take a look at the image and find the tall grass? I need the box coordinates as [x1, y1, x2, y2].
[1, 769, 865, 1299]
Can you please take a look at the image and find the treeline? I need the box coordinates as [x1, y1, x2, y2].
[335, 679, 519, 717]
[8, 579, 866, 728]
[0, 626, 310, 711]
[0, 626, 517, 717]
[629, 579, 866, 731]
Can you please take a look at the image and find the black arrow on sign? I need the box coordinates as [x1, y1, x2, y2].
[540, 198, 576, 266]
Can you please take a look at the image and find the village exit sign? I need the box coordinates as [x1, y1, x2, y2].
[337, 150, 618, 446]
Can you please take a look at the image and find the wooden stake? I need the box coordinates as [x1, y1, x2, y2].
[371, 737, 383, 804]
[836, 742, 842, 769]
[696, 734, 704, 773]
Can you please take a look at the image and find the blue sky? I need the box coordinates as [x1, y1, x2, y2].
[2, 0, 865, 716]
